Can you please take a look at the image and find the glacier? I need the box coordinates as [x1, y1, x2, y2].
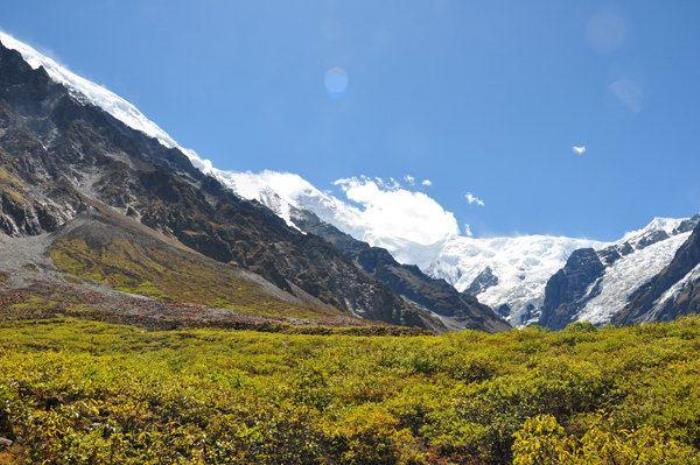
[428, 234, 603, 324]
[577, 230, 691, 325]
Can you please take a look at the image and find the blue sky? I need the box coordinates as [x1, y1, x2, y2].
[2, 0, 699, 240]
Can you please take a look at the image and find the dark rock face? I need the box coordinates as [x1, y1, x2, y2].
[598, 245, 622, 266]
[539, 248, 605, 329]
[673, 214, 700, 235]
[598, 240, 642, 266]
[292, 210, 510, 332]
[614, 222, 700, 324]
[495, 304, 511, 318]
[649, 274, 700, 322]
[636, 230, 670, 250]
[0, 41, 443, 330]
[618, 242, 634, 256]
[466, 266, 499, 296]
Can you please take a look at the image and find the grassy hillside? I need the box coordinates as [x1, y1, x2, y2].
[47, 217, 345, 323]
[50, 236, 329, 321]
[0, 317, 698, 464]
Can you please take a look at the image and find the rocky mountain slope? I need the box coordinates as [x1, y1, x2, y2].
[0, 38, 420, 329]
[0, 34, 509, 331]
[614, 220, 700, 324]
[292, 209, 509, 332]
[0, 203, 368, 330]
[539, 216, 699, 329]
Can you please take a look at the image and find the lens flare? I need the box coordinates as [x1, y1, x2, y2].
[324, 67, 349, 97]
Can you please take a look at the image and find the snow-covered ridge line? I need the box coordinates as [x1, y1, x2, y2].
[0, 31, 219, 176]
[619, 217, 685, 247]
[0, 32, 357, 230]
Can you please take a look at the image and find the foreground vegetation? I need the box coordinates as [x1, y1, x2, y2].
[0, 317, 698, 464]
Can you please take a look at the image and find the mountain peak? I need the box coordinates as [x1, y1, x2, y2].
[620, 217, 685, 248]
[0, 31, 176, 147]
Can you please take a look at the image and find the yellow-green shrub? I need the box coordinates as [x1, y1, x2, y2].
[0, 317, 697, 464]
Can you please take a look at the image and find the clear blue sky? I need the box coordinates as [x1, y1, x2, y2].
[2, 0, 699, 240]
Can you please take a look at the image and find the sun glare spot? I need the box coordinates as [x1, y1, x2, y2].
[324, 67, 349, 97]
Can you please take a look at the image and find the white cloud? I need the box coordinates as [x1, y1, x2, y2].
[609, 79, 643, 113]
[404, 175, 415, 185]
[572, 145, 587, 156]
[421, 179, 432, 187]
[464, 224, 474, 237]
[465, 192, 485, 207]
[227, 171, 461, 264]
[377, 177, 401, 190]
[334, 176, 460, 247]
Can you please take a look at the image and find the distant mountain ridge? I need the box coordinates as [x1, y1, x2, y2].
[204, 170, 603, 325]
[219, 169, 700, 328]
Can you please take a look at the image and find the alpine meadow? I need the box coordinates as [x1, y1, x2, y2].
[0, 318, 698, 464]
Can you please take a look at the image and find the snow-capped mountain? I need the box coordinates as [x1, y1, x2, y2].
[1, 32, 452, 259]
[4, 31, 495, 331]
[425, 235, 603, 325]
[204, 171, 606, 326]
[0, 31, 224, 181]
[540, 216, 699, 329]
[220, 171, 364, 234]
[575, 218, 691, 324]
[221, 171, 462, 267]
[1, 30, 514, 331]
[231, 170, 699, 328]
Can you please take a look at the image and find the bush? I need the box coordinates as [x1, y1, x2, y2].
[513, 416, 700, 465]
[0, 317, 697, 464]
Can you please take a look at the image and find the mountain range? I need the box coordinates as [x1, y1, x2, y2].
[0, 31, 698, 332]
[222, 171, 700, 328]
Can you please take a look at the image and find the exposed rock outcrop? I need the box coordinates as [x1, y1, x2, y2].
[614, 222, 700, 324]
[538, 249, 605, 329]
[291, 209, 509, 331]
[466, 266, 499, 296]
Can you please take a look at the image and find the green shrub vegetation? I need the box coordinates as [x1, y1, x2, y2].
[49, 237, 339, 321]
[0, 167, 26, 205]
[0, 317, 698, 464]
